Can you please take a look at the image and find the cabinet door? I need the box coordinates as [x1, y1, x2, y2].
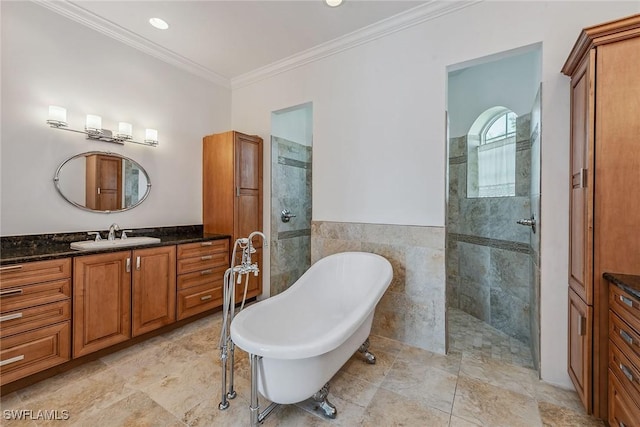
[235, 133, 263, 297]
[568, 288, 593, 412]
[568, 53, 595, 305]
[73, 252, 131, 358]
[132, 246, 176, 337]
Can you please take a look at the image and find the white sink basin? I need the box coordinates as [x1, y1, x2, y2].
[70, 236, 161, 251]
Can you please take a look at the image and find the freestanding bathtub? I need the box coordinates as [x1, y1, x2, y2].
[230, 251, 392, 422]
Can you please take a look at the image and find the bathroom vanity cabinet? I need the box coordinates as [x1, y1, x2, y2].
[73, 246, 176, 357]
[203, 130, 263, 300]
[562, 14, 640, 418]
[606, 275, 640, 425]
[0, 230, 230, 394]
[0, 259, 72, 386]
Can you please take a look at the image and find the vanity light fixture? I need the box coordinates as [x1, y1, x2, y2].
[46, 106, 159, 147]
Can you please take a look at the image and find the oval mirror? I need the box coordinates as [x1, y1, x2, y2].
[54, 151, 151, 213]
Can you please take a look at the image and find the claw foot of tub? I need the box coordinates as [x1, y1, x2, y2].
[312, 383, 337, 419]
[358, 338, 376, 364]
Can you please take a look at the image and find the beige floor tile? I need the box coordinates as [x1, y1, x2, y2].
[538, 401, 605, 427]
[534, 380, 586, 414]
[140, 354, 219, 420]
[181, 393, 250, 427]
[22, 368, 135, 426]
[330, 370, 378, 409]
[340, 349, 396, 386]
[381, 357, 458, 413]
[361, 388, 450, 426]
[449, 415, 482, 426]
[105, 339, 197, 390]
[15, 360, 110, 403]
[459, 353, 537, 397]
[0, 392, 38, 427]
[396, 343, 462, 375]
[452, 375, 542, 427]
[69, 391, 183, 427]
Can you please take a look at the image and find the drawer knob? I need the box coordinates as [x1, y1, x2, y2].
[0, 354, 25, 367]
[619, 363, 635, 383]
[620, 329, 634, 346]
[201, 242, 213, 246]
[0, 265, 23, 272]
[0, 312, 23, 323]
[200, 269, 213, 276]
[620, 295, 634, 308]
[0, 288, 23, 297]
[200, 295, 212, 301]
[201, 255, 213, 261]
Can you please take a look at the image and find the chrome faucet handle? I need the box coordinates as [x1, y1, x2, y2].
[121, 230, 133, 240]
[87, 232, 102, 242]
[107, 223, 120, 241]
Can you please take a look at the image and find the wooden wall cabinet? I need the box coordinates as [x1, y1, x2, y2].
[0, 259, 72, 386]
[562, 14, 640, 418]
[203, 131, 263, 299]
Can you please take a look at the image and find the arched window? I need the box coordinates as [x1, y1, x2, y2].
[467, 107, 517, 198]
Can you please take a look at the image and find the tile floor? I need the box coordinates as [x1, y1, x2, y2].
[1, 308, 603, 426]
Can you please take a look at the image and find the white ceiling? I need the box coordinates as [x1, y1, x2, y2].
[42, 0, 430, 85]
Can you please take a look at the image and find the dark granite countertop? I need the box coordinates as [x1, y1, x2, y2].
[604, 272, 640, 301]
[0, 225, 230, 265]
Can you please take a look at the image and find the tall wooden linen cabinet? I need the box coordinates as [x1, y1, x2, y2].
[562, 14, 640, 419]
[203, 131, 263, 300]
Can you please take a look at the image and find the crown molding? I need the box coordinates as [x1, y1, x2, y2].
[32, 0, 231, 89]
[231, 0, 483, 90]
[33, 0, 482, 92]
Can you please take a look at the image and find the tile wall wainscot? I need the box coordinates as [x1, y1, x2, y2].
[311, 221, 446, 354]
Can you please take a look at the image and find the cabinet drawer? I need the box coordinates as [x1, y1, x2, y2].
[177, 267, 226, 290]
[177, 281, 223, 320]
[611, 286, 640, 334]
[0, 300, 71, 338]
[0, 258, 71, 289]
[177, 239, 229, 259]
[611, 311, 640, 373]
[177, 251, 228, 275]
[609, 368, 640, 427]
[0, 279, 71, 313]
[0, 321, 71, 386]
[610, 341, 640, 408]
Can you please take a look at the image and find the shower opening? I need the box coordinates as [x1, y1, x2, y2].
[269, 102, 313, 296]
[446, 45, 542, 372]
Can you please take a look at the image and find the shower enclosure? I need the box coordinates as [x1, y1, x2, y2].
[446, 48, 541, 370]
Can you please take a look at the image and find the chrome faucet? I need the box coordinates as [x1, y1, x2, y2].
[107, 223, 120, 241]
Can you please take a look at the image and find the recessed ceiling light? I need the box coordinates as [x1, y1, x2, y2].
[325, 0, 343, 7]
[149, 17, 169, 30]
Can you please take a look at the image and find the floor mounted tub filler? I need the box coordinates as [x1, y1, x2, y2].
[228, 251, 393, 426]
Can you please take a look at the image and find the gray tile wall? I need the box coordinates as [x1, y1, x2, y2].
[311, 221, 446, 354]
[270, 136, 312, 296]
[447, 114, 535, 346]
